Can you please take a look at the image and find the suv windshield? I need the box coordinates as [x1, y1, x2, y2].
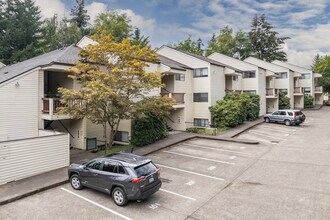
[134, 162, 157, 177]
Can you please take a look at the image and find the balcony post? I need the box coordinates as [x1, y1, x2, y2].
[49, 98, 54, 116]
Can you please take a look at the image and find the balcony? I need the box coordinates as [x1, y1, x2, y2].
[225, 89, 242, 94]
[266, 88, 278, 98]
[315, 86, 323, 93]
[42, 98, 70, 120]
[294, 87, 303, 95]
[160, 93, 185, 108]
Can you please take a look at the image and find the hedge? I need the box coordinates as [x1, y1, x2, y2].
[209, 93, 260, 128]
[131, 113, 168, 147]
[304, 94, 314, 108]
[279, 92, 291, 109]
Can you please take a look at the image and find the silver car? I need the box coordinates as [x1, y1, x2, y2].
[264, 110, 306, 126]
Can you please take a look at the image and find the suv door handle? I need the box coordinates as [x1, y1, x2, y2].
[93, 173, 98, 176]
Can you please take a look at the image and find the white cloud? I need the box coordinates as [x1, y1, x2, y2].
[116, 9, 156, 36]
[86, 2, 108, 23]
[34, 0, 68, 18]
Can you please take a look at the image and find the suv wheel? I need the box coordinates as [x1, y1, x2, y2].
[264, 117, 270, 123]
[112, 187, 128, 206]
[284, 120, 291, 126]
[70, 174, 83, 190]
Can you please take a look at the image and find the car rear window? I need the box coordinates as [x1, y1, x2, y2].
[288, 112, 293, 116]
[134, 162, 157, 177]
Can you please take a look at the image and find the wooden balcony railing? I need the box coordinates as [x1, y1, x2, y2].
[42, 98, 63, 114]
[315, 86, 322, 92]
[266, 88, 278, 96]
[160, 93, 185, 104]
[294, 87, 302, 94]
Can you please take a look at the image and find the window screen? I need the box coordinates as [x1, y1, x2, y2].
[193, 93, 208, 102]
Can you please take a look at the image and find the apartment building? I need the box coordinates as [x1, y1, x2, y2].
[208, 52, 277, 115]
[244, 57, 304, 110]
[272, 60, 324, 106]
[157, 46, 242, 128]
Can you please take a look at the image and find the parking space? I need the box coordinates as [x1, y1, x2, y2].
[236, 122, 302, 144]
[0, 138, 268, 220]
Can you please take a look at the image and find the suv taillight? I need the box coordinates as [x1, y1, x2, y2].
[293, 112, 296, 120]
[132, 176, 146, 183]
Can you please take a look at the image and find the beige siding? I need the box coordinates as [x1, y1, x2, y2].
[210, 65, 225, 105]
[0, 70, 39, 141]
[0, 133, 69, 185]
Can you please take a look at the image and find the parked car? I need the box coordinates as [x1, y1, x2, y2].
[325, 99, 330, 106]
[264, 110, 306, 126]
[68, 153, 162, 206]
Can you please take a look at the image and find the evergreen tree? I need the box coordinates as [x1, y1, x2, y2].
[131, 28, 149, 47]
[0, 0, 43, 64]
[41, 15, 83, 52]
[175, 36, 204, 56]
[70, 0, 90, 34]
[311, 54, 322, 71]
[249, 14, 289, 62]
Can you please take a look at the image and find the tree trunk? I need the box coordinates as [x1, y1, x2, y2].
[103, 123, 108, 155]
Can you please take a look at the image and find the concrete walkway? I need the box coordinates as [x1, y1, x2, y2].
[0, 119, 263, 206]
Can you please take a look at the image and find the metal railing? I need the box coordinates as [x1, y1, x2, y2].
[266, 88, 278, 96]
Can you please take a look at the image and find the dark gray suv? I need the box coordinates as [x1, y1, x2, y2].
[264, 109, 306, 126]
[68, 153, 162, 206]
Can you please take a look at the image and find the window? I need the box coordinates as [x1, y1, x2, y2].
[86, 160, 102, 170]
[276, 72, 287, 79]
[272, 111, 280, 115]
[243, 90, 256, 94]
[103, 162, 126, 174]
[279, 89, 288, 95]
[280, 111, 287, 116]
[193, 68, 208, 77]
[194, 118, 209, 127]
[193, 93, 208, 102]
[114, 131, 129, 142]
[175, 73, 185, 81]
[134, 162, 157, 177]
[303, 87, 311, 93]
[242, 71, 256, 78]
[300, 73, 311, 79]
[232, 75, 238, 81]
[288, 112, 293, 116]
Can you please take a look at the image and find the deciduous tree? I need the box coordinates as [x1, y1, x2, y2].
[59, 33, 172, 151]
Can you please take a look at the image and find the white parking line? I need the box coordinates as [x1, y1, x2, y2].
[181, 143, 252, 156]
[157, 164, 225, 181]
[163, 151, 235, 165]
[60, 187, 132, 220]
[159, 189, 196, 201]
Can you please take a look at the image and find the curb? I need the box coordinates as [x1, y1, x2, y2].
[230, 120, 264, 138]
[0, 179, 69, 206]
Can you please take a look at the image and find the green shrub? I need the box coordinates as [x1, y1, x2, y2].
[209, 93, 260, 128]
[279, 92, 291, 109]
[304, 94, 314, 108]
[131, 113, 167, 147]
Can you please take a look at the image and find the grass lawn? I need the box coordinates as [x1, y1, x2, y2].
[95, 144, 133, 157]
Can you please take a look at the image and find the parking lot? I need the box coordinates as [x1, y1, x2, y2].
[1, 108, 330, 220]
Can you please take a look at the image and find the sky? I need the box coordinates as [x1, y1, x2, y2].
[34, 0, 330, 68]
